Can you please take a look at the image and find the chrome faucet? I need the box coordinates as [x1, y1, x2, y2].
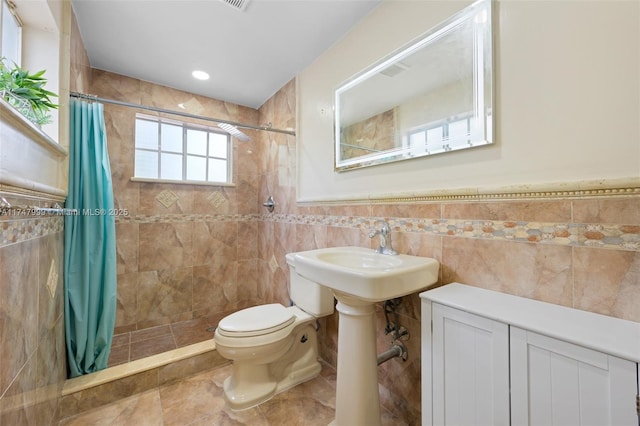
[369, 221, 397, 255]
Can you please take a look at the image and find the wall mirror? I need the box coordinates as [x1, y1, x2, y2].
[334, 0, 493, 171]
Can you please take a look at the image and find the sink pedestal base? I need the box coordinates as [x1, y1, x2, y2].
[331, 295, 381, 426]
[291, 246, 440, 425]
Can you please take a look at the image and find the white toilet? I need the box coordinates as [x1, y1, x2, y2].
[213, 253, 334, 410]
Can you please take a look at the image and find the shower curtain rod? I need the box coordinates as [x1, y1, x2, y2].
[69, 91, 296, 136]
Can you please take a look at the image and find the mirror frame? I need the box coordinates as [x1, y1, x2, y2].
[334, 0, 493, 172]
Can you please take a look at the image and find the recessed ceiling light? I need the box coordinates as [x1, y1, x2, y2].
[192, 70, 210, 80]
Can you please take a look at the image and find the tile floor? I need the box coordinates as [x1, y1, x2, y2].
[96, 319, 408, 425]
[109, 317, 216, 366]
[58, 362, 407, 425]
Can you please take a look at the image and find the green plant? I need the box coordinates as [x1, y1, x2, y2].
[0, 59, 58, 125]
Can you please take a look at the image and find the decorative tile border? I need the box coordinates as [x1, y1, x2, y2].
[366, 187, 640, 203]
[3, 210, 638, 252]
[0, 216, 63, 247]
[298, 177, 640, 204]
[111, 212, 640, 252]
[263, 214, 640, 251]
[114, 214, 260, 224]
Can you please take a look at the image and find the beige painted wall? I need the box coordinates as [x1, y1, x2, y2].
[297, 0, 640, 202]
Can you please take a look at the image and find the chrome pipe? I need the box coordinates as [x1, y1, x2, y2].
[377, 342, 407, 366]
[69, 92, 296, 136]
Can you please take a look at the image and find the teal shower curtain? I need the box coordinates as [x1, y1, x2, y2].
[64, 99, 117, 377]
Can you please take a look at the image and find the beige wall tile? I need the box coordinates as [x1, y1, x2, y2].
[573, 198, 640, 224]
[573, 247, 640, 322]
[0, 206, 67, 425]
[115, 222, 138, 274]
[295, 224, 328, 251]
[70, 11, 91, 93]
[0, 239, 39, 396]
[114, 272, 138, 331]
[92, 69, 142, 104]
[0, 354, 38, 424]
[138, 222, 194, 272]
[376, 309, 422, 423]
[372, 203, 441, 220]
[192, 221, 237, 267]
[326, 225, 369, 247]
[192, 264, 237, 314]
[443, 200, 572, 222]
[238, 221, 258, 260]
[236, 259, 259, 307]
[237, 174, 260, 214]
[442, 237, 573, 307]
[136, 268, 193, 325]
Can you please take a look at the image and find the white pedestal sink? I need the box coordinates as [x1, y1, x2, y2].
[293, 246, 439, 426]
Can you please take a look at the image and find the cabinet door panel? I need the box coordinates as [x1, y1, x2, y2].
[432, 303, 509, 426]
[511, 327, 638, 426]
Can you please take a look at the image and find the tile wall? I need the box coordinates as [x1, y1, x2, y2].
[257, 81, 640, 423]
[0, 3, 633, 424]
[0, 11, 90, 424]
[68, 15, 640, 424]
[0, 199, 67, 425]
[341, 109, 396, 160]
[88, 70, 262, 335]
[86, 70, 640, 423]
[291, 198, 640, 422]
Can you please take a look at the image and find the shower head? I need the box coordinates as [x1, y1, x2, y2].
[218, 123, 251, 141]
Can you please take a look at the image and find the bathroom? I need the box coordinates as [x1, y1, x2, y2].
[0, 0, 639, 424]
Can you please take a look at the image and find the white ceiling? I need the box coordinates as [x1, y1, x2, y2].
[70, 0, 381, 109]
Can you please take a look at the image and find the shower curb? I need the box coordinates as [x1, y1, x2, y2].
[58, 340, 227, 422]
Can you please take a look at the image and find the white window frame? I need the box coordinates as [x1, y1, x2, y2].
[404, 112, 474, 156]
[132, 114, 233, 186]
[0, 0, 22, 67]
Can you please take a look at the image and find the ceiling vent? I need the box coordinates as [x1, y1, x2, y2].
[380, 62, 410, 78]
[219, 0, 250, 12]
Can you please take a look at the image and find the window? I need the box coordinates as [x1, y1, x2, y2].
[1, 0, 22, 66]
[405, 113, 473, 155]
[134, 115, 232, 184]
[0, 0, 61, 144]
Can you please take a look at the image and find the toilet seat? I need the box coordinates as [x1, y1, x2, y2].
[217, 303, 295, 337]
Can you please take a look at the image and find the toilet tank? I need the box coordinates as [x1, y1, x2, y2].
[286, 253, 334, 317]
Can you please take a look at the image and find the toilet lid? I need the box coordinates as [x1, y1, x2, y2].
[217, 304, 295, 337]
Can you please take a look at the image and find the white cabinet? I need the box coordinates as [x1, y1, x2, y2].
[429, 303, 510, 425]
[421, 283, 640, 426]
[510, 327, 638, 426]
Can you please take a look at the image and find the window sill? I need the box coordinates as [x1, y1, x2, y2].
[0, 97, 68, 198]
[130, 177, 235, 187]
[0, 97, 66, 157]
